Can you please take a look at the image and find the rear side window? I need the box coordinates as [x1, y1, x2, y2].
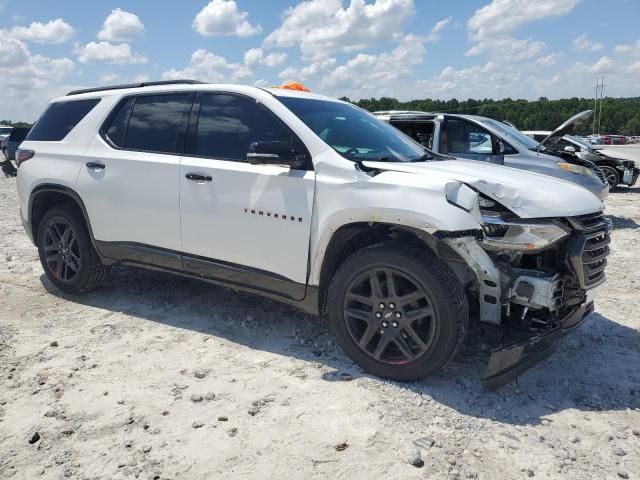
[27, 99, 100, 141]
[124, 94, 192, 154]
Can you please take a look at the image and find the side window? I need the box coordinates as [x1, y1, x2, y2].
[124, 94, 192, 154]
[390, 121, 434, 149]
[104, 97, 135, 147]
[445, 119, 493, 154]
[26, 99, 100, 141]
[195, 94, 293, 162]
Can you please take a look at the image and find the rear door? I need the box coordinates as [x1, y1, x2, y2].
[179, 92, 315, 298]
[77, 92, 193, 262]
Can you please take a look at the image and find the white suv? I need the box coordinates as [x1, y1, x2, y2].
[16, 81, 611, 388]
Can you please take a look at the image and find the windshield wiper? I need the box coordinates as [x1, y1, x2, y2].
[410, 153, 434, 162]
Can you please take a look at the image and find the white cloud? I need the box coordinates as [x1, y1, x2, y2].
[98, 73, 120, 84]
[614, 40, 640, 56]
[535, 52, 563, 66]
[278, 57, 338, 82]
[162, 49, 251, 82]
[193, 0, 261, 37]
[244, 48, 288, 68]
[425, 16, 452, 42]
[319, 34, 425, 97]
[98, 8, 145, 42]
[75, 41, 148, 65]
[9, 19, 74, 44]
[264, 0, 415, 60]
[573, 33, 603, 52]
[0, 37, 75, 120]
[253, 78, 270, 87]
[466, 0, 578, 59]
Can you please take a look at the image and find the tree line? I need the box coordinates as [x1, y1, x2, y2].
[0, 120, 32, 129]
[345, 96, 640, 136]
[3, 95, 640, 135]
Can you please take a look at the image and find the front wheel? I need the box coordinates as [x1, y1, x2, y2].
[37, 207, 109, 294]
[600, 166, 620, 191]
[327, 243, 468, 382]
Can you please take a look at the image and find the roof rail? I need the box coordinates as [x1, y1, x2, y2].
[66, 79, 207, 96]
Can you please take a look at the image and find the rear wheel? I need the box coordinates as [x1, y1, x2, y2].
[37, 207, 109, 293]
[600, 166, 620, 191]
[327, 243, 468, 382]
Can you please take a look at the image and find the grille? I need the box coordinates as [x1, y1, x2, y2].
[566, 212, 612, 289]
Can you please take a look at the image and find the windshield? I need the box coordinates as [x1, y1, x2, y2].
[277, 96, 430, 162]
[478, 118, 541, 151]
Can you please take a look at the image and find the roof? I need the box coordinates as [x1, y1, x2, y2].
[56, 79, 341, 104]
[373, 110, 489, 122]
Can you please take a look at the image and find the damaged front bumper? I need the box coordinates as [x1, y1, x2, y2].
[621, 164, 639, 187]
[481, 301, 594, 389]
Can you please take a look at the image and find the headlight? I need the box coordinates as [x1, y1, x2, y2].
[557, 162, 594, 177]
[480, 215, 569, 252]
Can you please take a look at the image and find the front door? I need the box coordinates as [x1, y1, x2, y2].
[441, 118, 504, 164]
[179, 93, 315, 299]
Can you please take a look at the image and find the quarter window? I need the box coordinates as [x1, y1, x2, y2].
[124, 94, 192, 154]
[26, 99, 100, 142]
[195, 94, 292, 162]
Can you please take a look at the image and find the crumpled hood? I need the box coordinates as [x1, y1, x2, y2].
[598, 148, 640, 165]
[362, 159, 604, 218]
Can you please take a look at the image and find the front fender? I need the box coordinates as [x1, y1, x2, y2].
[308, 171, 481, 285]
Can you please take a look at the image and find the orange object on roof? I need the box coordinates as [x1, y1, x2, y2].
[280, 81, 310, 92]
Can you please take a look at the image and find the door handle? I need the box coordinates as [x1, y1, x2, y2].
[185, 172, 212, 182]
[86, 161, 105, 170]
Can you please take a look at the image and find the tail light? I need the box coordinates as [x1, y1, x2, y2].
[15, 149, 35, 168]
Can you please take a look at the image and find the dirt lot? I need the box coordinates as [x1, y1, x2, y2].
[0, 171, 639, 480]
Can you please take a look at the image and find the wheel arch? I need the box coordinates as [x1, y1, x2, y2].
[314, 221, 473, 316]
[29, 184, 99, 252]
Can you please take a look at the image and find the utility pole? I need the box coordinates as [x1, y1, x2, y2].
[593, 78, 599, 135]
[598, 76, 605, 135]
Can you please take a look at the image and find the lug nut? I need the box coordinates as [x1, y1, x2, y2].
[395, 312, 401, 318]
[382, 321, 388, 328]
[379, 302, 385, 309]
[375, 312, 382, 318]
[389, 303, 396, 309]
[392, 321, 399, 328]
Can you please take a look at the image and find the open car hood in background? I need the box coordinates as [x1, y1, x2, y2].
[539, 110, 593, 148]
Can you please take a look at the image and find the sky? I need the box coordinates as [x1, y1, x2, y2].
[1, 0, 639, 121]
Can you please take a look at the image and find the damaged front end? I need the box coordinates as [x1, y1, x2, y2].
[443, 190, 612, 389]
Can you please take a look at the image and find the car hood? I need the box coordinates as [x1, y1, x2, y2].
[598, 148, 640, 165]
[362, 159, 604, 218]
[539, 110, 593, 148]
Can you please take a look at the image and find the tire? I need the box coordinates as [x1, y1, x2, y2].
[600, 166, 620, 191]
[36, 206, 109, 294]
[327, 242, 468, 382]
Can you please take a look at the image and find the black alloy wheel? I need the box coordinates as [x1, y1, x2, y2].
[343, 267, 437, 364]
[42, 219, 82, 282]
[37, 207, 110, 293]
[327, 243, 468, 382]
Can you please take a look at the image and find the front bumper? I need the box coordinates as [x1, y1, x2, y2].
[481, 301, 593, 389]
[621, 165, 639, 186]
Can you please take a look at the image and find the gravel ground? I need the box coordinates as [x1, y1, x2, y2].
[0, 168, 639, 479]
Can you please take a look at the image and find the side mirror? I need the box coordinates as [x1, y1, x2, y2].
[563, 145, 576, 154]
[247, 141, 306, 169]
